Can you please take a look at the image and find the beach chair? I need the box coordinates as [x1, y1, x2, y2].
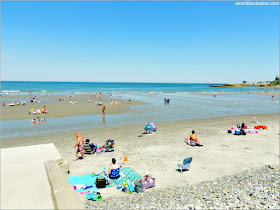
[149, 123, 157, 132]
[145, 124, 153, 134]
[177, 157, 193, 173]
[84, 140, 95, 155]
[104, 139, 114, 152]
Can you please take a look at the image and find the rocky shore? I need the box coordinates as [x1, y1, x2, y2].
[86, 165, 279, 209]
[210, 84, 279, 89]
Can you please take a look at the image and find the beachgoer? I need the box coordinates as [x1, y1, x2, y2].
[190, 130, 198, 142]
[37, 117, 42, 122]
[117, 100, 119, 106]
[214, 94, 216, 98]
[102, 105, 106, 115]
[74, 133, 85, 160]
[103, 158, 122, 179]
[31, 119, 36, 123]
[41, 108, 47, 114]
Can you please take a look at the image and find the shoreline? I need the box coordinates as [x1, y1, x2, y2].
[1, 112, 279, 203]
[1, 112, 278, 142]
[1, 94, 146, 120]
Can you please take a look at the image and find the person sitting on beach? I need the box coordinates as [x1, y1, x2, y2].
[74, 133, 85, 161]
[69, 100, 73, 104]
[74, 100, 79, 104]
[103, 158, 122, 179]
[190, 130, 198, 142]
[16, 102, 20, 106]
[98, 102, 102, 106]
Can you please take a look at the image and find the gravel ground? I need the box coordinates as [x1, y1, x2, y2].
[86, 165, 280, 209]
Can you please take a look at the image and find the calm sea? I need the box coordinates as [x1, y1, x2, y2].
[0, 81, 262, 95]
[1, 81, 279, 139]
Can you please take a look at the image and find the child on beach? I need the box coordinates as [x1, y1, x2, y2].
[31, 119, 36, 124]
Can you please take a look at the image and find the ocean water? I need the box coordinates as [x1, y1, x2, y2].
[1, 81, 274, 95]
[1, 81, 279, 139]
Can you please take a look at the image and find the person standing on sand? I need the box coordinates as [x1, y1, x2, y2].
[74, 133, 85, 160]
[102, 105, 106, 115]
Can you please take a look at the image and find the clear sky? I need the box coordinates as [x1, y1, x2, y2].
[1, 1, 279, 83]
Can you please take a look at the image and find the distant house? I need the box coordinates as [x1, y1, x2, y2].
[275, 75, 279, 81]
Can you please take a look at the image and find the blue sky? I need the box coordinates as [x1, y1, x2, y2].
[1, 1, 279, 83]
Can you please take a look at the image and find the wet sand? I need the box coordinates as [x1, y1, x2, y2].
[1, 113, 279, 200]
[1, 95, 146, 120]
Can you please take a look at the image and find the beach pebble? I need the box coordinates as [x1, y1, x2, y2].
[87, 166, 279, 209]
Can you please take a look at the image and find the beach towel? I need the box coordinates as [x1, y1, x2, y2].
[67, 167, 142, 194]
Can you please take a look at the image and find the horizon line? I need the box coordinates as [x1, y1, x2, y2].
[1, 80, 227, 84]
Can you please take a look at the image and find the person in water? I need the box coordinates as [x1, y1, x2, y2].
[103, 158, 122, 179]
[102, 105, 106, 115]
[74, 133, 85, 160]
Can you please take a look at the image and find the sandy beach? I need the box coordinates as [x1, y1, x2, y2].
[1, 112, 279, 201]
[1, 95, 145, 120]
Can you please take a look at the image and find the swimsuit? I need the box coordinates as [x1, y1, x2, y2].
[77, 144, 84, 155]
[109, 168, 120, 179]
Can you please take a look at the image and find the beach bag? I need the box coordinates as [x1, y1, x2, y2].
[134, 180, 143, 193]
[141, 175, 155, 189]
[122, 181, 134, 194]
[96, 146, 104, 154]
[228, 130, 232, 134]
[96, 177, 106, 188]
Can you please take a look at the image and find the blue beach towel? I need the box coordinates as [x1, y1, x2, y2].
[67, 167, 142, 194]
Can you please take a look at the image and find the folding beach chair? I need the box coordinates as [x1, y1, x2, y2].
[104, 139, 114, 152]
[145, 124, 153, 134]
[177, 157, 193, 173]
[149, 123, 158, 132]
[84, 139, 95, 155]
